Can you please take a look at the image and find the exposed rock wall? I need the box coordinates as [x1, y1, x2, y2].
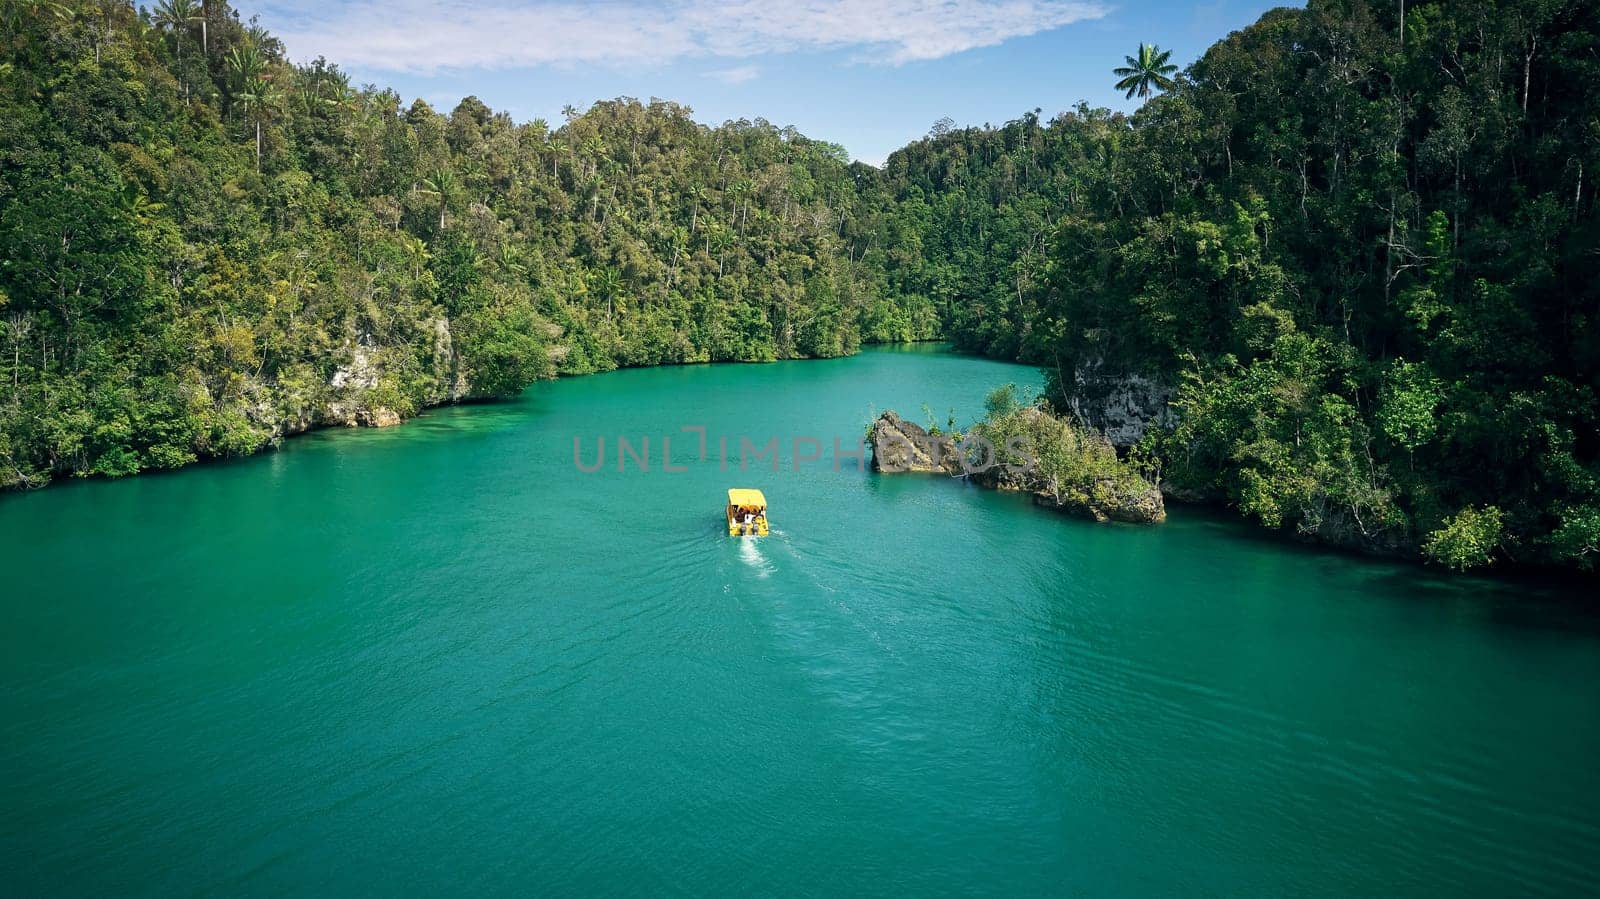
[321, 318, 469, 428]
[1064, 358, 1175, 448]
[242, 317, 471, 441]
[322, 339, 389, 428]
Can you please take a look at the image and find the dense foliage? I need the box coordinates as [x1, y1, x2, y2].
[0, 0, 931, 489]
[865, 0, 1599, 570]
[968, 384, 1161, 520]
[3, 0, 1596, 573]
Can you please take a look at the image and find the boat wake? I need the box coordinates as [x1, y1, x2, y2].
[737, 536, 773, 578]
[769, 530, 901, 660]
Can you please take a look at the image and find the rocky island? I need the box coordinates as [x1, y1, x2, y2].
[869, 392, 1165, 525]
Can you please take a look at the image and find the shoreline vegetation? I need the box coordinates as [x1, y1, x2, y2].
[870, 385, 1166, 525]
[0, 0, 941, 493]
[3, 0, 1597, 575]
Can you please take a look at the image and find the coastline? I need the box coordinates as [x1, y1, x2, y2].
[0, 341, 952, 497]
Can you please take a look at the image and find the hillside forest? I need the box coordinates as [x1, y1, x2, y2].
[2, 0, 1596, 571]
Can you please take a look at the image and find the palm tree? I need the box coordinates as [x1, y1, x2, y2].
[419, 168, 457, 230]
[296, 67, 343, 116]
[153, 0, 196, 45]
[399, 235, 431, 279]
[498, 243, 528, 278]
[592, 267, 622, 319]
[580, 134, 607, 180]
[728, 178, 753, 236]
[374, 88, 400, 120]
[226, 43, 263, 82]
[584, 171, 605, 222]
[116, 177, 166, 222]
[1113, 43, 1178, 101]
[153, 0, 197, 93]
[705, 223, 733, 276]
[686, 183, 706, 233]
[236, 75, 279, 172]
[546, 138, 567, 180]
[227, 45, 269, 162]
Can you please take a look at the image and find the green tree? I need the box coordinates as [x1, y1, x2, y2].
[1423, 507, 1505, 570]
[418, 167, 457, 231]
[1113, 43, 1178, 100]
[153, 0, 197, 51]
[1551, 508, 1600, 570]
[235, 75, 280, 172]
[226, 42, 263, 81]
[1376, 360, 1442, 463]
[984, 383, 1023, 419]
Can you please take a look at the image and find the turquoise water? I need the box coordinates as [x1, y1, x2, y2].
[2, 346, 1598, 895]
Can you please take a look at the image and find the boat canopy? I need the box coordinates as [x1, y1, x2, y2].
[727, 488, 766, 509]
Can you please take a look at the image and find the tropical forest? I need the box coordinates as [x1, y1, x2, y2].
[6, 0, 1595, 573]
[7, 1, 1600, 894]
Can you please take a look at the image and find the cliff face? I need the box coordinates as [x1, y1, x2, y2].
[1055, 363, 1417, 550]
[869, 409, 1165, 525]
[251, 317, 473, 440]
[321, 340, 401, 429]
[1063, 358, 1175, 449]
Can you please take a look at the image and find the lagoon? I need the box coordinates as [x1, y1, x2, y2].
[2, 346, 1598, 895]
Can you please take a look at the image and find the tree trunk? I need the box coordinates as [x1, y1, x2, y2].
[255, 121, 262, 173]
[1385, 194, 1395, 303]
[1454, 159, 1462, 250]
[1523, 36, 1535, 115]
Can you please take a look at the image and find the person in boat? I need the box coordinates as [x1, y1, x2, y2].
[742, 510, 755, 535]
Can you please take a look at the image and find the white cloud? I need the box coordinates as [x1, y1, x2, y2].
[259, 0, 1109, 73]
[705, 65, 761, 84]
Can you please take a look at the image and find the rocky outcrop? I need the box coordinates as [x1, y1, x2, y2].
[1064, 357, 1175, 448]
[870, 409, 1165, 525]
[869, 410, 963, 475]
[428, 317, 473, 404]
[318, 318, 467, 429]
[322, 339, 397, 427]
[1034, 478, 1167, 524]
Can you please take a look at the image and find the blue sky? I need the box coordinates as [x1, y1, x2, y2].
[249, 0, 1298, 165]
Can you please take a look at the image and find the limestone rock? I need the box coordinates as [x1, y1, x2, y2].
[1034, 478, 1166, 524]
[870, 410, 962, 475]
[870, 409, 1165, 526]
[1064, 357, 1175, 448]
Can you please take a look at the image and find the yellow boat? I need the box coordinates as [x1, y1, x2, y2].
[727, 488, 770, 536]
